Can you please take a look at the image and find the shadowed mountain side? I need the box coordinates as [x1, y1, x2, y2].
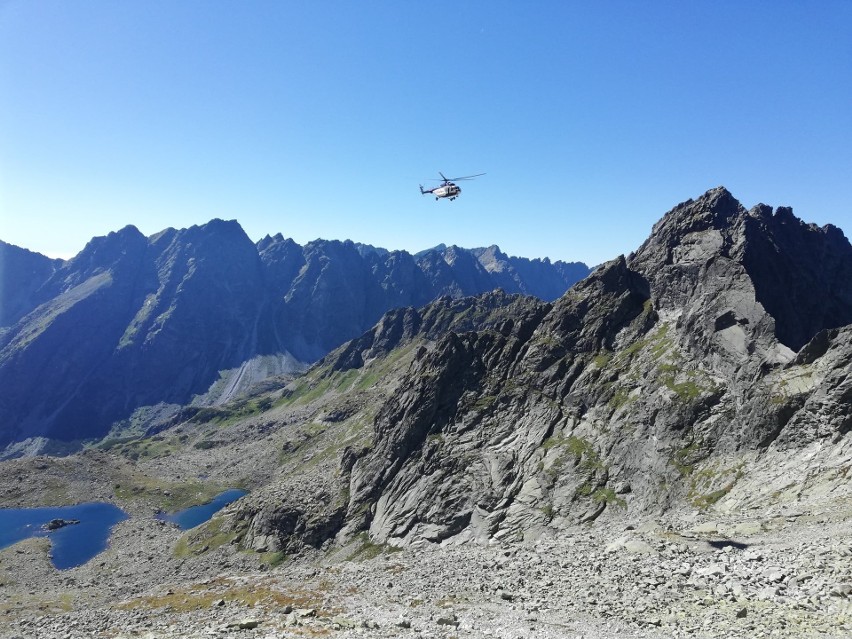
[0, 240, 63, 328]
[0, 225, 589, 457]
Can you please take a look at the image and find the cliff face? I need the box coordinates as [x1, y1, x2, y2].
[0, 240, 63, 329]
[233, 187, 852, 552]
[0, 225, 588, 456]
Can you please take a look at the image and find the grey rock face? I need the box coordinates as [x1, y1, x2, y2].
[235, 187, 852, 552]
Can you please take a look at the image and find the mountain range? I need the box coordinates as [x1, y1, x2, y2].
[0, 227, 588, 458]
[3, 187, 852, 638]
[208, 186, 852, 551]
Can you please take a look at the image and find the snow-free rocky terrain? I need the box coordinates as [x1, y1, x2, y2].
[1, 187, 851, 638]
[0, 229, 588, 457]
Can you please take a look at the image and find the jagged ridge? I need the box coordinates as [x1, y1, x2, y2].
[0, 224, 588, 456]
[232, 187, 852, 552]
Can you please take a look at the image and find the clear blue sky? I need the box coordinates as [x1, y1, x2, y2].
[1, 1, 850, 266]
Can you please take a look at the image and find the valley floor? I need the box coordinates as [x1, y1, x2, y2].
[2, 502, 851, 639]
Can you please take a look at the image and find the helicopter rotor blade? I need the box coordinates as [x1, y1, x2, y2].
[445, 173, 486, 181]
[423, 172, 485, 183]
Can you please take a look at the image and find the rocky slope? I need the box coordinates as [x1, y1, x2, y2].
[0, 224, 588, 458]
[0, 291, 850, 638]
[226, 187, 852, 554]
[2, 311, 850, 639]
[3, 509, 851, 639]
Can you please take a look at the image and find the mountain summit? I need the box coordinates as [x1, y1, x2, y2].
[631, 186, 852, 351]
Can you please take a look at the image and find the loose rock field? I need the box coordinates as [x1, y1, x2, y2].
[2, 506, 850, 639]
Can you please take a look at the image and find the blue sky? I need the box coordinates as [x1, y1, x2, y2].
[1, 1, 850, 266]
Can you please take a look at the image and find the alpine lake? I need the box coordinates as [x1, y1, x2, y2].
[0, 489, 246, 569]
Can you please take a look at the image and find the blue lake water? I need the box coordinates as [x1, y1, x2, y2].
[0, 502, 128, 570]
[156, 488, 247, 530]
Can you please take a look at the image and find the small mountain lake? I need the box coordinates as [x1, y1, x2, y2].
[0, 502, 128, 570]
[0, 490, 246, 568]
[156, 488, 247, 530]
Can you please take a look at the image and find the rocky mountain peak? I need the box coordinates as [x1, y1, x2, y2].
[632, 187, 744, 267]
[666, 185, 742, 228]
[737, 201, 852, 351]
[472, 245, 509, 269]
[67, 224, 146, 267]
[628, 187, 852, 354]
[245, 187, 851, 553]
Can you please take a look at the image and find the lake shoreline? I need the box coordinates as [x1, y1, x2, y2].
[1, 488, 247, 569]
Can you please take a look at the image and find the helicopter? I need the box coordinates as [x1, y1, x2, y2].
[419, 172, 485, 201]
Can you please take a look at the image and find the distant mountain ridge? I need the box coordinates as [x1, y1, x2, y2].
[0, 240, 63, 330]
[0, 223, 589, 457]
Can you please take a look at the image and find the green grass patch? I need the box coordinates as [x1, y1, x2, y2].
[278, 373, 340, 407]
[280, 342, 419, 407]
[174, 516, 246, 558]
[614, 322, 673, 365]
[188, 396, 276, 427]
[346, 532, 402, 561]
[687, 463, 745, 510]
[116, 576, 331, 615]
[671, 441, 699, 476]
[354, 343, 419, 391]
[109, 434, 185, 461]
[95, 435, 141, 451]
[541, 434, 606, 477]
[473, 394, 497, 410]
[664, 377, 702, 401]
[592, 487, 627, 509]
[256, 550, 287, 568]
[620, 336, 648, 359]
[649, 325, 674, 361]
[608, 386, 633, 410]
[592, 351, 613, 368]
[115, 477, 232, 511]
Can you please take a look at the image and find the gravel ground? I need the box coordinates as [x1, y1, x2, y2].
[2, 503, 851, 639]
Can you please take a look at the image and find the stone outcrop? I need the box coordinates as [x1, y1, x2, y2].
[42, 518, 80, 531]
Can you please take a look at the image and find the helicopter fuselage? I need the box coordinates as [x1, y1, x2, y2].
[422, 182, 461, 200]
[433, 183, 461, 199]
